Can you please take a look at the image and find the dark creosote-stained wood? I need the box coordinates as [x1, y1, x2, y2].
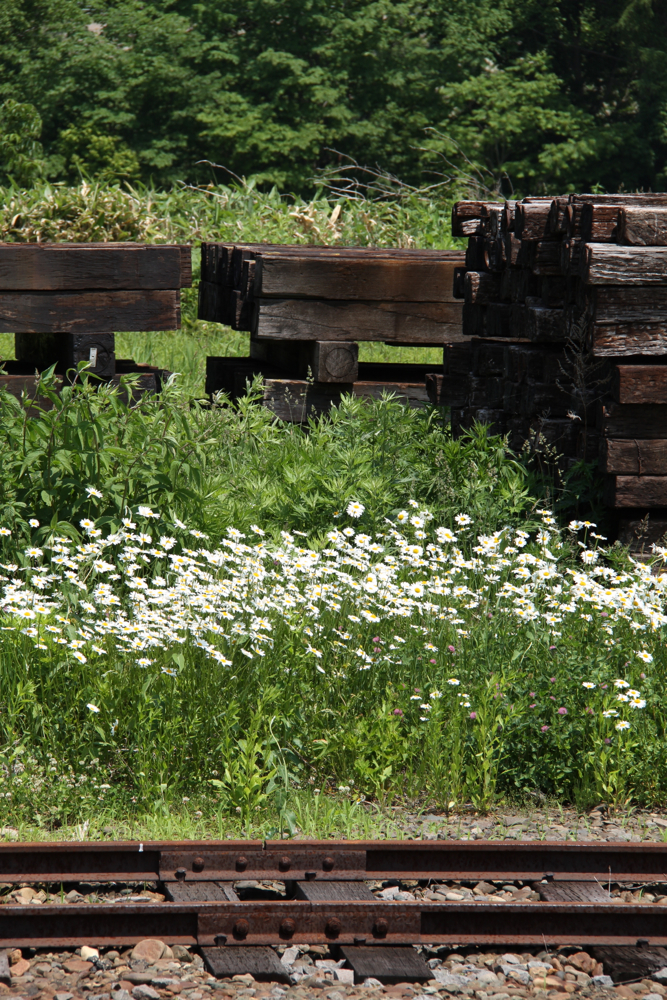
[604, 475, 667, 507]
[250, 298, 464, 344]
[582, 245, 667, 285]
[600, 439, 667, 476]
[0, 290, 181, 333]
[613, 365, 667, 404]
[0, 243, 191, 290]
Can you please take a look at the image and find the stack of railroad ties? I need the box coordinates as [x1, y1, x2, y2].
[0, 241, 192, 400]
[199, 242, 466, 421]
[428, 193, 667, 541]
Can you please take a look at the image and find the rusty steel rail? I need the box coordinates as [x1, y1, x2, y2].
[0, 899, 666, 949]
[0, 840, 666, 884]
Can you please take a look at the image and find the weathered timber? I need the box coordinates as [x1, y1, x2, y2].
[514, 202, 553, 240]
[593, 946, 667, 984]
[566, 194, 667, 238]
[585, 286, 667, 324]
[613, 366, 667, 404]
[0, 373, 59, 409]
[465, 237, 487, 272]
[485, 302, 512, 338]
[604, 475, 667, 507]
[536, 882, 610, 903]
[509, 269, 540, 303]
[198, 280, 229, 324]
[248, 254, 463, 302]
[547, 197, 571, 235]
[471, 340, 506, 377]
[582, 245, 667, 285]
[503, 233, 521, 267]
[527, 240, 564, 276]
[510, 303, 528, 338]
[598, 402, 667, 439]
[293, 881, 375, 902]
[617, 518, 667, 550]
[586, 323, 667, 357]
[202, 947, 289, 983]
[525, 300, 566, 342]
[484, 237, 505, 273]
[539, 276, 568, 308]
[453, 266, 467, 299]
[601, 439, 667, 475]
[0, 290, 180, 333]
[15, 332, 115, 378]
[452, 201, 502, 237]
[519, 381, 574, 417]
[579, 203, 620, 242]
[261, 377, 431, 421]
[462, 302, 486, 338]
[444, 342, 473, 375]
[0, 243, 191, 290]
[249, 299, 464, 344]
[619, 206, 667, 246]
[249, 339, 359, 383]
[560, 239, 582, 277]
[503, 345, 566, 385]
[338, 946, 431, 986]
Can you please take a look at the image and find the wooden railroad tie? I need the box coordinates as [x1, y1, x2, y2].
[199, 242, 466, 422]
[0, 241, 191, 396]
[446, 191, 667, 539]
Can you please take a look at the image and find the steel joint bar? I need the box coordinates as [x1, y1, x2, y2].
[0, 900, 666, 949]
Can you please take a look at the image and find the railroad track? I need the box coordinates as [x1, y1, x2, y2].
[3, 839, 667, 984]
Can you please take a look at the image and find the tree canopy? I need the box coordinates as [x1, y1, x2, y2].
[1, 0, 666, 194]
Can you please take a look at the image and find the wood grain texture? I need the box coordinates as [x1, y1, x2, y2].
[619, 206, 667, 245]
[601, 439, 667, 475]
[598, 402, 667, 439]
[464, 271, 501, 305]
[261, 378, 431, 421]
[451, 201, 503, 237]
[250, 298, 463, 343]
[252, 255, 462, 301]
[0, 243, 191, 290]
[613, 366, 667, 404]
[604, 475, 667, 507]
[249, 339, 359, 382]
[514, 202, 552, 240]
[587, 323, 667, 357]
[338, 946, 430, 986]
[0, 290, 180, 333]
[582, 245, 667, 284]
[588, 286, 667, 324]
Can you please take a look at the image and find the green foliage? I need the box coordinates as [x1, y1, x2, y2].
[1, 0, 666, 193]
[0, 99, 45, 185]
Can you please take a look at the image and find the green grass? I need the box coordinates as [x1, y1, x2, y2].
[0, 180, 455, 394]
[0, 179, 660, 838]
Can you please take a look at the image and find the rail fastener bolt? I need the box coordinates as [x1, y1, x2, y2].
[373, 918, 389, 939]
[325, 918, 342, 939]
[279, 918, 297, 939]
[193, 856, 205, 872]
[322, 856, 335, 871]
[233, 919, 250, 940]
[236, 856, 248, 872]
[278, 856, 291, 872]
[305, 871, 317, 880]
[543, 872, 554, 882]
[175, 868, 187, 881]
[214, 934, 227, 946]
